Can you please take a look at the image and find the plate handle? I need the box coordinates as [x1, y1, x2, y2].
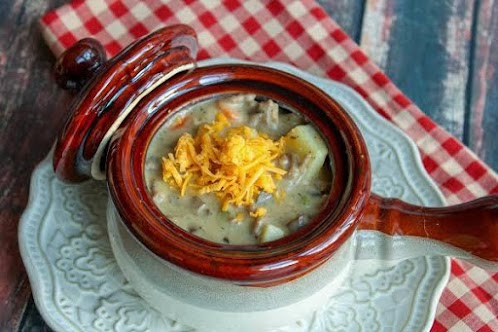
[358, 193, 498, 269]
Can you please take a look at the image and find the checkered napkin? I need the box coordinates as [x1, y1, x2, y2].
[40, 0, 498, 331]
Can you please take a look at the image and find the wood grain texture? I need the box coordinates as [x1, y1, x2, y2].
[19, 298, 53, 332]
[3, 0, 497, 331]
[467, 0, 498, 171]
[316, 0, 365, 43]
[3, 2, 367, 330]
[0, 0, 69, 330]
[360, 0, 474, 142]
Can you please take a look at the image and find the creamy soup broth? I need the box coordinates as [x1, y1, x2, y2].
[145, 94, 331, 245]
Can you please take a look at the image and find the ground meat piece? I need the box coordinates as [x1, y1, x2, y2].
[217, 94, 257, 123]
[258, 99, 279, 129]
[287, 215, 309, 232]
[248, 113, 263, 127]
[151, 180, 166, 203]
[277, 154, 290, 170]
[253, 219, 265, 237]
[145, 156, 161, 171]
[255, 192, 273, 205]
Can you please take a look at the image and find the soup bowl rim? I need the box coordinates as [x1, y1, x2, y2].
[105, 63, 371, 285]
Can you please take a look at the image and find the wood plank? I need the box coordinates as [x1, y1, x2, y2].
[467, 0, 498, 171]
[19, 298, 53, 332]
[360, 0, 475, 141]
[0, 0, 69, 330]
[316, 0, 365, 43]
[7, 1, 368, 330]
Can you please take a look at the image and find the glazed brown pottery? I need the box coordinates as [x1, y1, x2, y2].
[53, 24, 498, 286]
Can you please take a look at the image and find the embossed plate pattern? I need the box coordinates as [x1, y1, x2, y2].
[19, 60, 450, 332]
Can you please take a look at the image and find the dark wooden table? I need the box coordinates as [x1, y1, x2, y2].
[1, 0, 497, 330]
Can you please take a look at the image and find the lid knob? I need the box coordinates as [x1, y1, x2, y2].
[53, 24, 198, 182]
[54, 38, 107, 92]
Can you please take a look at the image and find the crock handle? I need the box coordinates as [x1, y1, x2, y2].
[53, 38, 107, 92]
[359, 193, 498, 269]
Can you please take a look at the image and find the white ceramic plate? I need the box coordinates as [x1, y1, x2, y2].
[19, 59, 450, 332]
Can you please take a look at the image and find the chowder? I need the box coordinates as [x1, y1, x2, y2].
[145, 94, 332, 245]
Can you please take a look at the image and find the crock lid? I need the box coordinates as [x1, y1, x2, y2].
[53, 24, 198, 182]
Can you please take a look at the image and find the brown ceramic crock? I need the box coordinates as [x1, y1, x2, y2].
[53, 25, 498, 287]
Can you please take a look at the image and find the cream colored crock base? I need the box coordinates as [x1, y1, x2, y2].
[107, 202, 354, 332]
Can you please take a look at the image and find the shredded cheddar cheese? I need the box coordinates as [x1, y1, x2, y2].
[249, 207, 267, 218]
[161, 113, 286, 212]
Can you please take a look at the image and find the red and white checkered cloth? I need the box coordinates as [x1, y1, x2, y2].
[40, 0, 498, 331]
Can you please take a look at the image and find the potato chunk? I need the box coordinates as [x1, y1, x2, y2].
[284, 125, 328, 182]
[259, 224, 286, 243]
